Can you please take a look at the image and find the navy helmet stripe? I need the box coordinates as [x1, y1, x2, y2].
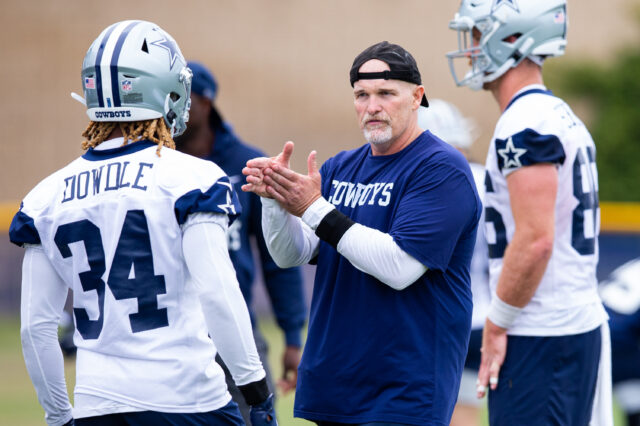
[94, 25, 118, 108]
[110, 21, 141, 107]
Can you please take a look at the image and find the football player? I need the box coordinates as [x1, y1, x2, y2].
[10, 20, 275, 426]
[447, 1, 613, 425]
[418, 100, 489, 426]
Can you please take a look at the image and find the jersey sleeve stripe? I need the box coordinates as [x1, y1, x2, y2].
[174, 176, 242, 225]
[496, 128, 566, 172]
[9, 209, 41, 246]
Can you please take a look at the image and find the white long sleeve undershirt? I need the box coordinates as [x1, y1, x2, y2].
[261, 197, 428, 290]
[181, 213, 265, 386]
[20, 245, 73, 426]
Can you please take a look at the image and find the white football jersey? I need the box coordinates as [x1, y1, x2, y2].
[484, 84, 607, 336]
[13, 140, 241, 412]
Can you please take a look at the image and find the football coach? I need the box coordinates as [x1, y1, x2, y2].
[243, 41, 481, 425]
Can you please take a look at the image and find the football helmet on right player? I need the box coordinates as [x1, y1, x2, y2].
[447, 0, 567, 90]
[78, 20, 192, 136]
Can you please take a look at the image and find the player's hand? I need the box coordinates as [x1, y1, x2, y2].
[477, 318, 507, 398]
[250, 393, 278, 426]
[263, 150, 322, 217]
[242, 142, 295, 197]
[278, 345, 301, 394]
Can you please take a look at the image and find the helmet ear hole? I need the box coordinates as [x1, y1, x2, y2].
[170, 92, 180, 102]
[502, 33, 522, 43]
[141, 39, 149, 53]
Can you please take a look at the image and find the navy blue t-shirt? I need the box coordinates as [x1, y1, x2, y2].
[293, 132, 481, 425]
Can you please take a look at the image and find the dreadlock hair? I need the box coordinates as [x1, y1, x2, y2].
[81, 118, 175, 156]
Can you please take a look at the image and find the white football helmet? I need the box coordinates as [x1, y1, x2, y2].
[447, 0, 567, 90]
[78, 20, 192, 136]
[417, 100, 476, 150]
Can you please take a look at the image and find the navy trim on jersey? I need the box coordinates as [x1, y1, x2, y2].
[174, 176, 242, 225]
[110, 21, 141, 107]
[82, 140, 156, 161]
[484, 170, 494, 193]
[94, 24, 117, 108]
[9, 208, 41, 246]
[495, 128, 566, 172]
[505, 88, 553, 112]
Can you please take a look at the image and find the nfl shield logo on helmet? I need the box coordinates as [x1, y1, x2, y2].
[84, 77, 95, 89]
[121, 79, 133, 92]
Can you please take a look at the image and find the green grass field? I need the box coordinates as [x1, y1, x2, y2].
[0, 315, 626, 425]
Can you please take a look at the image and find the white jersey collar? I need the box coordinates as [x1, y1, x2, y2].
[95, 137, 126, 150]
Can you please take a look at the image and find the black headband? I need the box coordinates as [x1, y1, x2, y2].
[351, 70, 420, 85]
[349, 41, 429, 107]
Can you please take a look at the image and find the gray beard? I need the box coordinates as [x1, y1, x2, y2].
[363, 125, 393, 145]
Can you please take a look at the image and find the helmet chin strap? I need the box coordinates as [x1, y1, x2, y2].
[163, 94, 177, 137]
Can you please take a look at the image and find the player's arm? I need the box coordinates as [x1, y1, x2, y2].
[495, 163, 557, 310]
[20, 245, 74, 426]
[181, 212, 275, 421]
[478, 163, 557, 396]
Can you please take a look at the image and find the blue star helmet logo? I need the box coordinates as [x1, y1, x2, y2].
[492, 0, 519, 13]
[150, 36, 181, 70]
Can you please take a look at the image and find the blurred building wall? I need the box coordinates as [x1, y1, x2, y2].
[1, 0, 639, 202]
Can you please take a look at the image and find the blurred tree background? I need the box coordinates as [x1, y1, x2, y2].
[545, 10, 640, 202]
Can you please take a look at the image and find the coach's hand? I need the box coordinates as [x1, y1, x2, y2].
[250, 394, 278, 426]
[477, 318, 507, 398]
[262, 149, 321, 217]
[242, 141, 295, 197]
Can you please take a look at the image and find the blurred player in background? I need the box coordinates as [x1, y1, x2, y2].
[418, 100, 489, 426]
[243, 41, 481, 425]
[599, 258, 640, 426]
[174, 61, 306, 425]
[10, 20, 275, 426]
[448, 1, 613, 425]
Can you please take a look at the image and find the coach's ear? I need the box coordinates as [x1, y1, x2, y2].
[412, 85, 425, 110]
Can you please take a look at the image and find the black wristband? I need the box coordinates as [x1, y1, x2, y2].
[315, 209, 355, 249]
[238, 377, 270, 406]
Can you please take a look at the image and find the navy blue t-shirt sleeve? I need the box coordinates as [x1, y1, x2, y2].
[9, 205, 41, 246]
[496, 128, 566, 173]
[390, 160, 480, 271]
[174, 175, 242, 225]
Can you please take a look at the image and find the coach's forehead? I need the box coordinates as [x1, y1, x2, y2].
[358, 59, 391, 74]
